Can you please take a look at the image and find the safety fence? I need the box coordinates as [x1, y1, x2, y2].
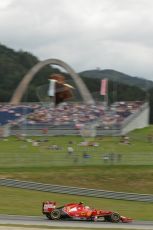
[0, 150, 153, 166]
[0, 178, 153, 203]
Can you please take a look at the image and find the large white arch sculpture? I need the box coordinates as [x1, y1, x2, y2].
[10, 59, 94, 105]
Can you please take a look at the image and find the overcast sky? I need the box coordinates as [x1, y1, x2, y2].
[1, 0, 153, 80]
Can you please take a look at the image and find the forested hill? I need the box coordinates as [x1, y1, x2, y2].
[80, 69, 153, 90]
[0, 44, 60, 102]
[0, 43, 152, 103]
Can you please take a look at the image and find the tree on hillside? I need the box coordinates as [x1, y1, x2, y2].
[0, 44, 55, 102]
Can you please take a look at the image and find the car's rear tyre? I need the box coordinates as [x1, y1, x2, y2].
[50, 209, 61, 220]
[46, 213, 52, 220]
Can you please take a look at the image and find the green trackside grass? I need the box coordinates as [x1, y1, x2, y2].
[0, 126, 153, 194]
[0, 127, 153, 222]
[0, 186, 153, 221]
[0, 134, 153, 167]
[0, 165, 153, 194]
[0, 127, 153, 194]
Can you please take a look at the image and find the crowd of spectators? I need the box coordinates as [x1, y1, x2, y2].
[0, 101, 144, 130]
[0, 104, 36, 126]
[100, 100, 144, 129]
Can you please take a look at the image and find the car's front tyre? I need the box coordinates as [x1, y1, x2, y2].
[110, 213, 120, 223]
[105, 213, 120, 223]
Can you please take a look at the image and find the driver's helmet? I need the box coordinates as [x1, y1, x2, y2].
[79, 202, 84, 205]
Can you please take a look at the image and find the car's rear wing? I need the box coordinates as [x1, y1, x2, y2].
[42, 201, 56, 213]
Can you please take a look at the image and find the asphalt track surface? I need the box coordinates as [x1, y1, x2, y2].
[0, 215, 153, 229]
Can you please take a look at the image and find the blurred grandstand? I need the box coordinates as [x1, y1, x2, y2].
[0, 100, 149, 137]
[0, 68, 150, 137]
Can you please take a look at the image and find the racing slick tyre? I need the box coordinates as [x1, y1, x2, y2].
[46, 213, 52, 220]
[110, 212, 120, 223]
[50, 209, 61, 220]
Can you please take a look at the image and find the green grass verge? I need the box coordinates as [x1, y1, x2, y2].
[0, 186, 153, 221]
[0, 129, 153, 194]
[0, 126, 153, 168]
[0, 165, 153, 194]
[0, 128, 153, 222]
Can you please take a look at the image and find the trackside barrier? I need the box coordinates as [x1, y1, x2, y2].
[0, 179, 153, 203]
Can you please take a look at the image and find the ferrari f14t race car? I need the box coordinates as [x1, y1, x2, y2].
[42, 201, 132, 223]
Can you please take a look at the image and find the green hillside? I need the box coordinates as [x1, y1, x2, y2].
[80, 69, 153, 90]
[0, 44, 60, 102]
[0, 43, 149, 102]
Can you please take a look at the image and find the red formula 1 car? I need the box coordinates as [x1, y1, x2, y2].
[42, 201, 132, 223]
